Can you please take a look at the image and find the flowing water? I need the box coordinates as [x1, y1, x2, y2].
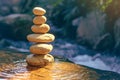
[0, 38, 120, 74]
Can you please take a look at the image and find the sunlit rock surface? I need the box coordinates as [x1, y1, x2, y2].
[0, 50, 120, 80]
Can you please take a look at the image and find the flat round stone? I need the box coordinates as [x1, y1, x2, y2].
[33, 7, 46, 15]
[26, 54, 54, 67]
[30, 44, 53, 54]
[33, 16, 47, 25]
[31, 24, 50, 33]
[27, 33, 55, 43]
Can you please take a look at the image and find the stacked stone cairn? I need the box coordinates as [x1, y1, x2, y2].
[26, 7, 55, 67]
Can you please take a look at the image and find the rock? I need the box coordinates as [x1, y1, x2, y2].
[14, 62, 99, 80]
[33, 16, 47, 25]
[0, 50, 120, 80]
[114, 18, 120, 43]
[114, 40, 120, 55]
[30, 44, 53, 54]
[33, 7, 46, 15]
[31, 24, 50, 33]
[0, 0, 22, 16]
[26, 54, 54, 67]
[0, 60, 99, 80]
[0, 6, 11, 16]
[77, 11, 106, 48]
[93, 33, 114, 51]
[0, 50, 27, 64]
[27, 33, 55, 43]
[0, 14, 32, 40]
[114, 18, 120, 54]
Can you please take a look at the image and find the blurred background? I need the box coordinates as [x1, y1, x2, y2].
[0, 0, 120, 74]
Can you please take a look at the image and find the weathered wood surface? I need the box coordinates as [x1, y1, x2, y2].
[0, 50, 120, 80]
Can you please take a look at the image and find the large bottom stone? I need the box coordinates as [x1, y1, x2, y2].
[26, 54, 54, 67]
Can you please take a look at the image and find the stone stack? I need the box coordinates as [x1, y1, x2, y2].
[26, 7, 55, 67]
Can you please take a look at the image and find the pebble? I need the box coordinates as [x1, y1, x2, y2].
[30, 44, 53, 54]
[33, 7, 46, 15]
[31, 24, 50, 33]
[26, 54, 54, 67]
[33, 16, 47, 24]
[27, 33, 55, 43]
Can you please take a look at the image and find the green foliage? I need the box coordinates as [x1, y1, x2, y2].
[99, 0, 113, 11]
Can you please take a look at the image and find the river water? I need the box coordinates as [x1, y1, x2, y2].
[0, 38, 120, 74]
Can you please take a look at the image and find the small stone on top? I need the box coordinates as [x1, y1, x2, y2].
[33, 7, 46, 15]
